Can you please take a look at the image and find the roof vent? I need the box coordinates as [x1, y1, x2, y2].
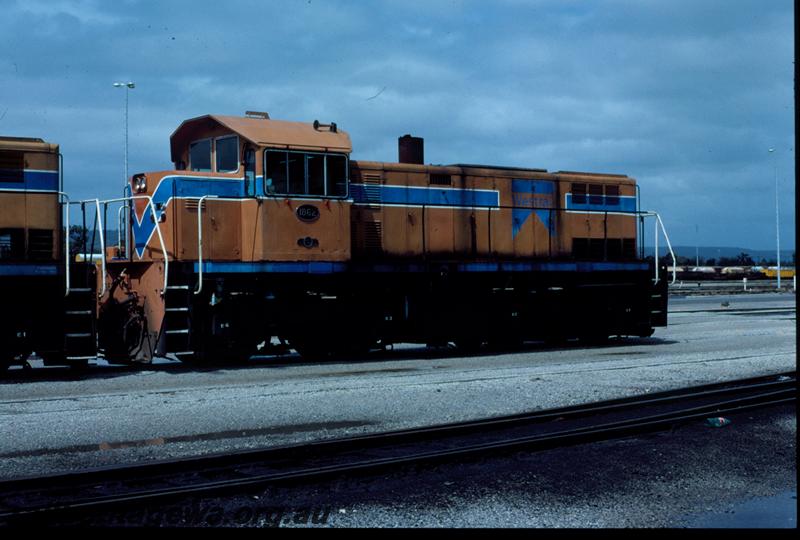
[245, 111, 270, 119]
[313, 120, 338, 133]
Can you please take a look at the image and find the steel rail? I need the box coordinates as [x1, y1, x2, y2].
[0, 371, 794, 522]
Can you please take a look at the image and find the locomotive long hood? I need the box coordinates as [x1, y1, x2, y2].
[169, 114, 352, 162]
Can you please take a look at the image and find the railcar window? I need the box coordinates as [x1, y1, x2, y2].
[605, 185, 620, 205]
[0, 228, 24, 260]
[0, 150, 24, 182]
[215, 136, 239, 173]
[588, 184, 603, 205]
[265, 150, 348, 197]
[572, 183, 586, 204]
[189, 139, 212, 172]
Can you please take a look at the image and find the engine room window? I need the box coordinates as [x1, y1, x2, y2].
[189, 139, 212, 172]
[265, 150, 348, 197]
[215, 136, 239, 173]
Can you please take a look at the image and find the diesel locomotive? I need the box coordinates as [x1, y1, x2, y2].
[91, 111, 672, 364]
[0, 136, 97, 369]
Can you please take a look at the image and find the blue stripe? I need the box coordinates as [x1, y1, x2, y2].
[351, 183, 499, 207]
[193, 260, 649, 275]
[133, 175, 255, 257]
[566, 193, 637, 212]
[457, 262, 649, 272]
[0, 263, 61, 276]
[195, 261, 348, 274]
[0, 170, 59, 192]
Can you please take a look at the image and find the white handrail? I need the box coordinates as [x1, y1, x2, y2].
[66, 198, 107, 297]
[641, 211, 677, 285]
[194, 195, 218, 295]
[99, 195, 169, 295]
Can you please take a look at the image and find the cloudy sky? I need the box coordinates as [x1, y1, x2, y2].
[1, 0, 794, 250]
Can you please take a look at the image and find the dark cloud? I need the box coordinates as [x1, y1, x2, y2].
[0, 0, 793, 249]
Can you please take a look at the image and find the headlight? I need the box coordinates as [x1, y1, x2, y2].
[133, 175, 147, 193]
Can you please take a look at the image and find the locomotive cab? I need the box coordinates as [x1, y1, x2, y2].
[125, 113, 353, 263]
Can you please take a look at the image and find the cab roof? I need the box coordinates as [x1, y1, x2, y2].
[170, 114, 352, 162]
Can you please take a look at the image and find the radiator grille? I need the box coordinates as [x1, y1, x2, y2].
[362, 173, 382, 207]
[363, 221, 383, 252]
[28, 229, 54, 260]
[184, 199, 207, 212]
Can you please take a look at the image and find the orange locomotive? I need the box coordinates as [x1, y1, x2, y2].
[98, 112, 670, 363]
[0, 136, 97, 368]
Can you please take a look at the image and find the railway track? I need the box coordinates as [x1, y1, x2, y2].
[0, 370, 795, 525]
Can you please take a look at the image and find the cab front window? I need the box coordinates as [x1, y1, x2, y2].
[189, 139, 212, 172]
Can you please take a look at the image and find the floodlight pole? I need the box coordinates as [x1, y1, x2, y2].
[769, 148, 781, 290]
[113, 81, 135, 257]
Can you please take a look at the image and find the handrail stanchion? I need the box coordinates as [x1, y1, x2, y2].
[117, 205, 126, 255]
[59, 192, 71, 297]
[655, 212, 677, 284]
[195, 195, 218, 295]
[654, 213, 659, 284]
[93, 199, 107, 298]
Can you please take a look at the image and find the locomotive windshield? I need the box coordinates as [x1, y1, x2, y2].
[264, 149, 348, 198]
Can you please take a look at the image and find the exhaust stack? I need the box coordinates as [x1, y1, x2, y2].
[398, 134, 424, 165]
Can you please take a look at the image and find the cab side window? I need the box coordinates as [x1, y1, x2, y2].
[264, 150, 348, 197]
[215, 136, 239, 173]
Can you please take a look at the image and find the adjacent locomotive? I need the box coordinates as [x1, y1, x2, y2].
[0, 136, 97, 369]
[97, 112, 671, 364]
